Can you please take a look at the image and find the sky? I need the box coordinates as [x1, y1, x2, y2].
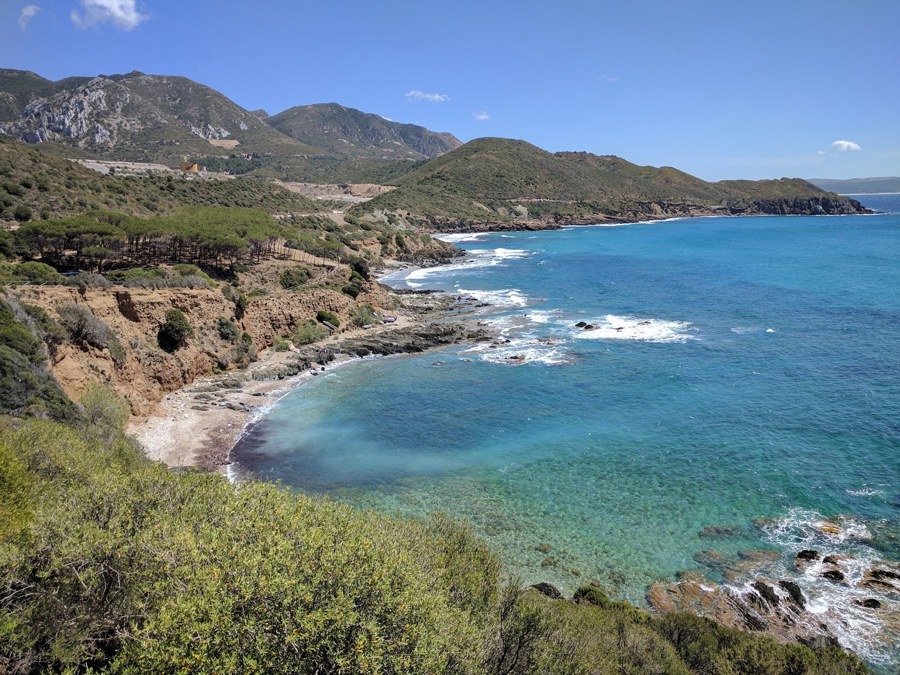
[1, 0, 898, 181]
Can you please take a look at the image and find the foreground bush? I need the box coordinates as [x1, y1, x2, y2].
[0, 420, 499, 673]
[0, 417, 868, 674]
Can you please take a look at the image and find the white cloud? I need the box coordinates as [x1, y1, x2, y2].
[71, 0, 148, 30]
[817, 150, 827, 155]
[405, 90, 449, 103]
[831, 140, 861, 152]
[472, 111, 490, 121]
[600, 74, 620, 83]
[18, 5, 40, 31]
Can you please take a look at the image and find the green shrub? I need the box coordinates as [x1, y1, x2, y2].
[157, 308, 193, 352]
[79, 382, 128, 443]
[0, 420, 498, 672]
[14, 261, 62, 284]
[217, 316, 239, 342]
[315, 309, 340, 327]
[291, 319, 327, 345]
[350, 303, 377, 327]
[57, 303, 111, 350]
[279, 265, 313, 289]
[273, 335, 290, 352]
[572, 584, 611, 608]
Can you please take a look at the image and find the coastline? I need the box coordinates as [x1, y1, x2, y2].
[128, 285, 492, 471]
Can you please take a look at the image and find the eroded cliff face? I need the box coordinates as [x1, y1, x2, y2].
[12, 282, 380, 416]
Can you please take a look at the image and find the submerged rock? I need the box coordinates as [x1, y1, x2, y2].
[699, 525, 742, 539]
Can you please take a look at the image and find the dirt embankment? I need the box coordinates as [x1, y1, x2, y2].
[277, 181, 395, 203]
[11, 269, 397, 416]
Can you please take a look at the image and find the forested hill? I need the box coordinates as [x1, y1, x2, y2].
[349, 138, 868, 231]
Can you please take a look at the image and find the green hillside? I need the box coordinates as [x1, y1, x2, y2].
[268, 102, 461, 160]
[350, 138, 868, 230]
[0, 137, 320, 221]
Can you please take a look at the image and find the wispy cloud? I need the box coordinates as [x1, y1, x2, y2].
[831, 140, 861, 152]
[600, 74, 620, 83]
[18, 4, 40, 31]
[405, 90, 449, 103]
[472, 111, 490, 121]
[71, 0, 148, 30]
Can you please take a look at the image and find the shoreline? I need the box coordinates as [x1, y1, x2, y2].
[128, 286, 492, 471]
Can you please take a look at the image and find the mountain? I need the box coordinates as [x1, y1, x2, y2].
[0, 70, 319, 163]
[267, 103, 461, 160]
[349, 138, 868, 230]
[808, 177, 900, 194]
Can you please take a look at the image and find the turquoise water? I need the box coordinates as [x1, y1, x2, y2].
[234, 195, 900, 666]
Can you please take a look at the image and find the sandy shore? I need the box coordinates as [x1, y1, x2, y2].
[128, 348, 324, 471]
[127, 290, 487, 472]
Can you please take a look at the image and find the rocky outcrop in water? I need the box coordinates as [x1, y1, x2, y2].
[648, 550, 900, 661]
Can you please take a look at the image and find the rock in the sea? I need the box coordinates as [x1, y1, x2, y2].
[779, 580, 806, 608]
[575, 321, 587, 328]
[861, 567, 900, 592]
[855, 598, 882, 609]
[821, 570, 845, 583]
[795, 550, 820, 567]
[751, 580, 780, 607]
[693, 549, 731, 571]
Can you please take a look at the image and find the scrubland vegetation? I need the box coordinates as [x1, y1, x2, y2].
[0, 404, 866, 673]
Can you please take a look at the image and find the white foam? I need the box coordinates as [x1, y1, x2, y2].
[846, 487, 884, 497]
[463, 336, 569, 366]
[458, 287, 529, 309]
[434, 232, 492, 243]
[754, 508, 900, 668]
[400, 247, 534, 288]
[572, 314, 696, 343]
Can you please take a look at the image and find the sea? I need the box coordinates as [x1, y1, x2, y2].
[233, 193, 900, 669]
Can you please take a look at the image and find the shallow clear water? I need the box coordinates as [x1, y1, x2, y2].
[235, 195, 900, 667]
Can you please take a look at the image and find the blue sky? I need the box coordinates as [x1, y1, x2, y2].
[2, 0, 898, 180]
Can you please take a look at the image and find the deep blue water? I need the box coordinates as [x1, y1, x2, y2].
[234, 195, 900, 666]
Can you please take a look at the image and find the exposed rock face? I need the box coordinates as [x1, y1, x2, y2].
[12, 283, 356, 416]
[0, 71, 302, 161]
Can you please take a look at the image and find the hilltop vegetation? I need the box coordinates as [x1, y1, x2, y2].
[268, 102, 461, 160]
[0, 137, 321, 222]
[349, 138, 867, 230]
